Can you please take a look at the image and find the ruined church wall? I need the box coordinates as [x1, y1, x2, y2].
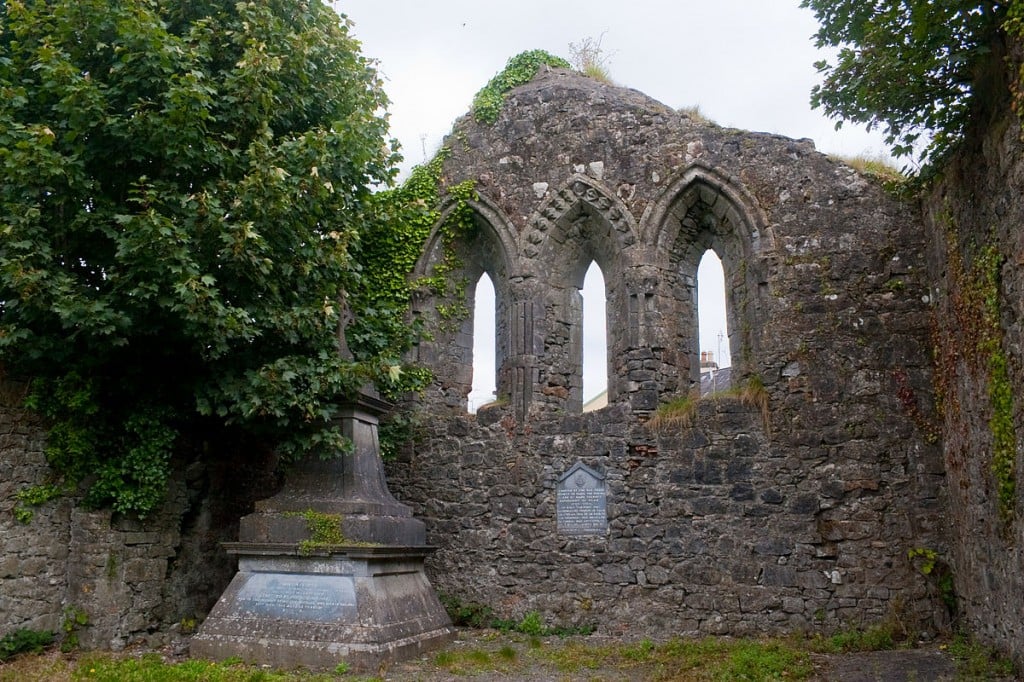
[923, 46, 1024, 668]
[390, 70, 949, 637]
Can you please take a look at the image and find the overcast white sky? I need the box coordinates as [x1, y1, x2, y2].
[334, 0, 892, 408]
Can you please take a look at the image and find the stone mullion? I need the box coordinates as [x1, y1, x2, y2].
[503, 284, 543, 420]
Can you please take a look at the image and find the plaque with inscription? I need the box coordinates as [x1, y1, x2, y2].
[235, 572, 357, 622]
[556, 462, 607, 535]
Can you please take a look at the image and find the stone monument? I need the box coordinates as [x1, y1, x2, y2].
[192, 300, 453, 671]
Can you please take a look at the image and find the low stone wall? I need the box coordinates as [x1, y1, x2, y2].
[0, 381, 69, 635]
[387, 396, 948, 637]
[0, 380, 279, 648]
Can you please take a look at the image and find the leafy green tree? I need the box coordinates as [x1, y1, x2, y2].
[803, 0, 1009, 165]
[0, 0, 416, 515]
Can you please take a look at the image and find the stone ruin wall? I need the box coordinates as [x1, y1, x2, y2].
[0, 381, 66, 636]
[0, 379, 280, 648]
[922, 42, 1024, 669]
[386, 69, 950, 637]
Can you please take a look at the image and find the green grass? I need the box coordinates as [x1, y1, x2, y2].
[73, 654, 348, 681]
[945, 634, 1015, 679]
[533, 636, 813, 680]
[0, 652, 375, 682]
[806, 622, 899, 654]
[0, 631, 1016, 681]
[432, 646, 518, 675]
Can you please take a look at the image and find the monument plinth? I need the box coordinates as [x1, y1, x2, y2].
[191, 391, 454, 671]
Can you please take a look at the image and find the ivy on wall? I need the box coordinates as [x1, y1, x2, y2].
[351, 149, 478, 456]
[351, 148, 478, 375]
[934, 214, 1016, 524]
[472, 50, 571, 125]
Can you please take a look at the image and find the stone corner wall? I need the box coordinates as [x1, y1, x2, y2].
[922, 47, 1024, 668]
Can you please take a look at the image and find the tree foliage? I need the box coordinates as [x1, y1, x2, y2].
[0, 0, 418, 515]
[803, 0, 1008, 166]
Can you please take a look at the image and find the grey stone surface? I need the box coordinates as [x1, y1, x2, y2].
[191, 549, 454, 671]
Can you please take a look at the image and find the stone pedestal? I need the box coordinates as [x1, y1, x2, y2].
[191, 392, 454, 671]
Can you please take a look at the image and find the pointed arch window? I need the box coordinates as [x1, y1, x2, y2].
[697, 249, 730, 394]
[468, 272, 497, 413]
[582, 261, 608, 411]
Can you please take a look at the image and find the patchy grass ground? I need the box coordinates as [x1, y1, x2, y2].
[0, 630, 1015, 682]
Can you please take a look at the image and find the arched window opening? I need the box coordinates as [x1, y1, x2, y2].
[582, 261, 608, 411]
[697, 250, 730, 395]
[468, 273, 497, 413]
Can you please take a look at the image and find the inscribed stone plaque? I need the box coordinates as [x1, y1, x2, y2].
[235, 572, 357, 622]
[557, 462, 607, 535]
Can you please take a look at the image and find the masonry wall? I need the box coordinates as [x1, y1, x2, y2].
[0, 381, 69, 635]
[390, 69, 950, 637]
[922, 41, 1024, 669]
[0, 379, 280, 648]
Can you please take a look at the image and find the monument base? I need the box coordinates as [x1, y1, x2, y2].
[191, 545, 455, 672]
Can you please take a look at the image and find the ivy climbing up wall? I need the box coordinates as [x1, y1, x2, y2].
[923, 33, 1024, 671]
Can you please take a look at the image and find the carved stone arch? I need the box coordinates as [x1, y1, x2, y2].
[410, 192, 517, 414]
[412, 193, 518, 281]
[520, 176, 640, 414]
[641, 161, 773, 252]
[641, 162, 775, 392]
[521, 173, 639, 265]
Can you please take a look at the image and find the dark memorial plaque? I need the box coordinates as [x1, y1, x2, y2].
[236, 572, 357, 622]
[557, 462, 607, 535]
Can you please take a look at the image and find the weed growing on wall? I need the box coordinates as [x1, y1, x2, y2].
[11, 482, 64, 523]
[648, 377, 770, 434]
[568, 34, 615, 83]
[908, 547, 957, 614]
[60, 606, 88, 652]
[647, 395, 699, 431]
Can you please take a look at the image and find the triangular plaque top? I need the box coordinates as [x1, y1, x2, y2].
[557, 461, 605, 485]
